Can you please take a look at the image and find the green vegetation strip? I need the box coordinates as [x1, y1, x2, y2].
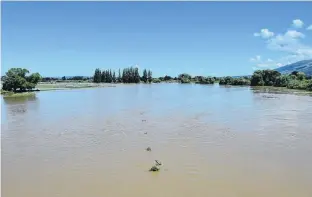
[2, 92, 36, 98]
[2, 67, 312, 93]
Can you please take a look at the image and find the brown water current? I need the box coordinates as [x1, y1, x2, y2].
[2, 84, 312, 197]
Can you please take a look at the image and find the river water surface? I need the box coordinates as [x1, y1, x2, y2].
[2, 84, 312, 197]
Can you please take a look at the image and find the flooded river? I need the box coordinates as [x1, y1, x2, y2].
[2, 84, 312, 197]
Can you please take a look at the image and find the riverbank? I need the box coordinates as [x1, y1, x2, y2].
[1, 91, 36, 98]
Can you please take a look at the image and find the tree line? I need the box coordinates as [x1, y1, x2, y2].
[2, 67, 312, 93]
[217, 70, 312, 91]
[41, 76, 91, 82]
[250, 70, 312, 91]
[92, 67, 152, 83]
[219, 76, 251, 85]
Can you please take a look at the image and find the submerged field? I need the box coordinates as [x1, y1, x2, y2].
[2, 84, 312, 197]
[36, 82, 116, 90]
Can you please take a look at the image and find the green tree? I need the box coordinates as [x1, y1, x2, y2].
[122, 68, 126, 83]
[297, 72, 306, 80]
[251, 70, 281, 86]
[250, 70, 264, 86]
[306, 80, 312, 91]
[142, 69, 147, 83]
[118, 69, 121, 83]
[108, 70, 112, 83]
[105, 70, 109, 83]
[101, 70, 106, 82]
[147, 70, 152, 83]
[27, 73, 42, 84]
[219, 76, 233, 85]
[93, 68, 101, 83]
[218, 76, 250, 85]
[180, 78, 191, 83]
[112, 71, 116, 83]
[274, 75, 290, 87]
[178, 73, 192, 83]
[134, 67, 140, 83]
[129, 67, 133, 83]
[195, 76, 215, 84]
[178, 73, 191, 80]
[2, 68, 41, 92]
[164, 75, 172, 81]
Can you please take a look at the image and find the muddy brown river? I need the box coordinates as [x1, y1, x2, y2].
[2, 84, 312, 197]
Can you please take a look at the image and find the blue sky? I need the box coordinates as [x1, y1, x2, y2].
[2, 2, 312, 77]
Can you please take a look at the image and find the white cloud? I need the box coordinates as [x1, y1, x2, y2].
[267, 30, 311, 58]
[292, 19, 304, 28]
[285, 30, 305, 39]
[254, 29, 274, 39]
[252, 19, 312, 70]
[250, 55, 261, 62]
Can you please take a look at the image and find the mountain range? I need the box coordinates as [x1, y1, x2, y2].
[275, 59, 312, 76]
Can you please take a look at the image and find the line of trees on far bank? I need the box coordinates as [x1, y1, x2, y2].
[217, 70, 312, 91]
[151, 70, 311, 91]
[2, 67, 312, 93]
[41, 76, 92, 82]
[250, 70, 312, 91]
[92, 67, 152, 83]
[219, 76, 251, 86]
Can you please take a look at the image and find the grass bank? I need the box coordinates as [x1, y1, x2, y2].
[2, 91, 36, 98]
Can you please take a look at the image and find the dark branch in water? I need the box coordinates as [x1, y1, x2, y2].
[155, 160, 162, 166]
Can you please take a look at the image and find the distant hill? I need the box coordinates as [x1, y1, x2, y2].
[275, 59, 312, 76]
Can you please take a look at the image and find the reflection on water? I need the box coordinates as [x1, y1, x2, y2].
[2, 95, 38, 124]
[2, 84, 312, 197]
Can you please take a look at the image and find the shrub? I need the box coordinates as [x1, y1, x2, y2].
[219, 76, 233, 85]
[195, 76, 215, 84]
[232, 78, 250, 85]
[287, 79, 309, 90]
[180, 77, 191, 83]
[306, 80, 312, 91]
[152, 78, 161, 83]
[274, 75, 290, 87]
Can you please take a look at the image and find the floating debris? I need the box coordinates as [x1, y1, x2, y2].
[144, 132, 147, 134]
[142, 119, 147, 122]
[146, 147, 151, 151]
[149, 165, 160, 172]
[149, 160, 162, 172]
[155, 160, 162, 166]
